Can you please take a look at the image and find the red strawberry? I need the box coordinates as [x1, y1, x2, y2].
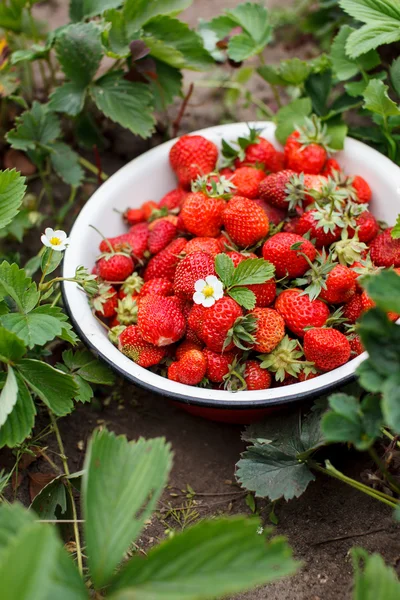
[348, 333, 364, 356]
[142, 200, 158, 220]
[198, 297, 243, 353]
[258, 170, 296, 209]
[251, 308, 285, 353]
[176, 339, 203, 361]
[295, 209, 342, 248]
[284, 125, 327, 175]
[186, 326, 203, 346]
[267, 151, 285, 173]
[173, 349, 207, 385]
[321, 158, 341, 177]
[184, 237, 222, 257]
[118, 325, 166, 367]
[138, 294, 186, 346]
[230, 166, 265, 199]
[370, 228, 400, 267]
[349, 211, 379, 243]
[223, 196, 269, 247]
[174, 251, 216, 299]
[169, 296, 191, 319]
[97, 254, 134, 282]
[351, 175, 371, 204]
[91, 284, 118, 318]
[124, 207, 145, 225]
[248, 280, 277, 307]
[188, 303, 208, 337]
[168, 362, 180, 382]
[253, 199, 286, 225]
[138, 278, 174, 299]
[319, 264, 357, 304]
[275, 288, 330, 337]
[262, 232, 317, 279]
[304, 328, 351, 371]
[204, 349, 236, 382]
[244, 360, 272, 390]
[159, 187, 187, 210]
[169, 135, 218, 189]
[144, 238, 187, 282]
[343, 293, 363, 324]
[127, 223, 149, 259]
[180, 192, 225, 238]
[232, 133, 279, 171]
[148, 219, 177, 255]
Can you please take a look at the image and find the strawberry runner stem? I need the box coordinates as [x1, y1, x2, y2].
[367, 446, 400, 497]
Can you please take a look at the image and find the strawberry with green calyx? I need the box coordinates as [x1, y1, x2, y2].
[147, 218, 177, 255]
[321, 158, 341, 177]
[347, 332, 364, 356]
[262, 232, 316, 279]
[191, 172, 237, 200]
[303, 327, 351, 371]
[144, 237, 187, 282]
[138, 294, 186, 347]
[172, 349, 208, 386]
[118, 325, 166, 367]
[223, 313, 257, 351]
[251, 307, 285, 353]
[330, 170, 371, 204]
[330, 229, 369, 266]
[91, 283, 118, 318]
[116, 295, 139, 325]
[169, 134, 219, 189]
[291, 248, 336, 301]
[223, 196, 270, 248]
[119, 272, 144, 299]
[92, 224, 136, 282]
[230, 166, 266, 199]
[222, 356, 247, 392]
[285, 116, 333, 174]
[244, 360, 272, 390]
[147, 205, 169, 223]
[295, 206, 343, 248]
[204, 348, 237, 383]
[258, 170, 297, 209]
[284, 172, 328, 212]
[180, 191, 226, 238]
[370, 228, 400, 267]
[258, 335, 313, 382]
[275, 288, 330, 337]
[348, 210, 379, 243]
[319, 264, 357, 304]
[221, 127, 279, 171]
[196, 296, 243, 353]
[108, 325, 126, 346]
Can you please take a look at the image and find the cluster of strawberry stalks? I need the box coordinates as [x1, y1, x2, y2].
[88, 119, 400, 391]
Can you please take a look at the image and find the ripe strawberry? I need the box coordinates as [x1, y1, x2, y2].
[223, 196, 269, 247]
[118, 325, 166, 367]
[253, 198, 286, 225]
[343, 293, 363, 324]
[349, 211, 379, 243]
[176, 339, 203, 361]
[169, 135, 218, 189]
[124, 207, 145, 225]
[180, 192, 225, 238]
[159, 187, 187, 210]
[184, 237, 222, 257]
[370, 228, 400, 267]
[232, 133, 279, 171]
[186, 326, 203, 346]
[204, 349, 235, 383]
[258, 170, 297, 209]
[97, 253, 134, 282]
[251, 308, 285, 353]
[267, 151, 285, 173]
[138, 278, 174, 299]
[295, 209, 342, 248]
[198, 297, 243, 353]
[348, 333, 364, 356]
[321, 158, 341, 177]
[127, 223, 150, 259]
[168, 361, 180, 382]
[351, 175, 371, 204]
[144, 238, 187, 282]
[248, 279, 277, 307]
[262, 232, 316, 279]
[304, 328, 351, 371]
[148, 219, 177, 255]
[174, 251, 216, 299]
[188, 303, 208, 337]
[244, 360, 272, 390]
[284, 126, 327, 175]
[174, 349, 207, 385]
[319, 264, 357, 304]
[275, 288, 330, 337]
[169, 296, 191, 319]
[142, 200, 158, 220]
[91, 284, 118, 318]
[230, 166, 266, 199]
[138, 294, 186, 346]
[220, 167, 234, 177]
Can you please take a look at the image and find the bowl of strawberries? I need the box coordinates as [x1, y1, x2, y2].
[62, 121, 400, 423]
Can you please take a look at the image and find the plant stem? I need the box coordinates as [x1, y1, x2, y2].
[39, 249, 53, 287]
[48, 411, 83, 576]
[381, 427, 400, 449]
[79, 157, 108, 181]
[51, 291, 62, 308]
[368, 446, 400, 496]
[39, 168, 54, 208]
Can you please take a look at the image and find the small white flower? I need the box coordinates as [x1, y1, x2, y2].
[41, 227, 70, 252]
[193, 275, 224, 308]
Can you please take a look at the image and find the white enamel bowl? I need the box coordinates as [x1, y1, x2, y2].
[62, 122, 400, 422]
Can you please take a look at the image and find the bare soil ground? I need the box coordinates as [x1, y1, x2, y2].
[1, 2, 400, 599]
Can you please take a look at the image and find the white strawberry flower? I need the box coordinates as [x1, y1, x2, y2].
[41, 227, 70, 252]
[193, 275, 224, 308]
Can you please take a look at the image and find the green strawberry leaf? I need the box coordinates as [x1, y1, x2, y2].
[225, 2, 272, 61]
[62, 348, 115, 385]
[0, 305, 68, 349]
[382, 374, 400, 434]
[49, 141, 83, 187]
[390, 57, 400, 97]
[330, 25, 380, 81]
[362, 269, 400, 314]
[147, 60, 183, 111]
[124, 0, 192, 34]
[48, 82, 86, 116]
[0, 261, 39, 314]
[0, 373, 35, 449]
[6, 102, 61, 152]
[0, 169, 26, 231]
[0, 326, 26, 364]
[215, 253, 235, 288]
[228, 287, 256, 310]
[0, 366, 18, 428]
[30, 475, 68, 520]
[280, 58, 311, 86]
[55, 22, 103, 88]
[352, 547, 400, 599]
[275, 98, 312, 144]
[363, 79, 400, 119]
[231, 258, 275, 287]
[392, 214, 400, 238]
[70, 0, 123, 21]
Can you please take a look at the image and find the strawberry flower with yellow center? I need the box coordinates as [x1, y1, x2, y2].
[193, 275, 224, 307]
[41, 227, 70, 251]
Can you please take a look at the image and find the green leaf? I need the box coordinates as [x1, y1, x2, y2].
[392, 214, 400, 239]
[356, 359, 384, 392]
[330, 25, 380, 81]
[215, 253, 234, 287]
[0, 169, 26, 231]
[41, 247, 63, 276]
[70, 0, 123, 21]
[62, 348, 115, 385]
[0, 326, 26, 363]
[257, 65, 287, 86]
[345, 80, 368, 98]
[83, 429, 172, 589]
[0, 305, 66, 349]
[357, 308, 400, 378]
[30, 476, 67, 520]
[45, 546, 88, 600]
[237, 408, 324, 501]
[382, 374, 400, 434]
[0, 366, 18, 428]
[228, 287, 256, 310]
[226, 2, 272, 46]
[0, 503, 34, 555]
[102, 8, 130, 58]
[231, 258, 275, 287]
[362, 269, 400, 313]
[16, 359, 77, 416]
[227, 34, 258, 62]
[6, 102, 61, 152]
[91, 72, 155, 138]
[123, 0, 192, 33]
[275, 98, 312, 144]
[49, 142, 83, 187]
[110, 518, 299, 599]
[0, 373, 35, 449]
[363, 79, 400, 118]
[147, 59, 183, 112]
[390, 57, 400, 97]
[11, 43, 50, 65]
[48, 82, 86, 116]
[280, 58, 311, 86]
[55, 22, 103, 88]
[0, 261, 39, 314]
[326, 120, 348, 150]
[340, 0, 400, 58]
[305, 70, 332, 115]
[352, 547, 400, 599]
